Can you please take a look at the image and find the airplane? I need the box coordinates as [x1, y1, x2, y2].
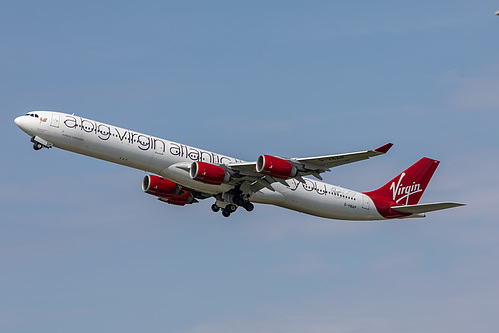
[14, 111, 464, 220]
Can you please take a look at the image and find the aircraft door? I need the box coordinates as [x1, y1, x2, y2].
[155, 140, 164, 155]
[51, 113, 60, 128]
[362, 195, 370, 210]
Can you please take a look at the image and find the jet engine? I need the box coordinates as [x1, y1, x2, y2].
[142, 175, 178, 197]
[256, 155, 297, 179]
[190, 161, 230, 185]
[142, 175, 193, 206]
[158, 192, 190, 206]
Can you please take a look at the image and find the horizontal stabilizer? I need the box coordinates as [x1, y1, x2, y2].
[392, 202, 465, 214]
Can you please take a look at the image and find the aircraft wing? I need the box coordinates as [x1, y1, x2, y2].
[391, 202, 465, 214]
[227, 143, 393, 181]
[289, 142, 393, 179]
[224, 143, 393, 192]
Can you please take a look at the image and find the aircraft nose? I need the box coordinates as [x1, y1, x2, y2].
[14, 116, 23, 127]
[14, 115, 31, 134]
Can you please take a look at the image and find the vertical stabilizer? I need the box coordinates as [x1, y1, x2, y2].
[365, 157, 439, 207]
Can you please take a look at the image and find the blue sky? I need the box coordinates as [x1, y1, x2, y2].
[1, 1, 498, 332]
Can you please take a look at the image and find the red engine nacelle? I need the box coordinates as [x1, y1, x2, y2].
[142, 175, 178, 197]
[190, 161, 230, 185]
[158, 192, 190, 206]
[143, 175, 193, 206]
[256, 155, 297, 179]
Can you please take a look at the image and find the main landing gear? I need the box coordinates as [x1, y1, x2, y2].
[212, 193, 254, 218]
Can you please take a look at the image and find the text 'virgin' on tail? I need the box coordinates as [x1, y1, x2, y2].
[365, 157, 439, 206]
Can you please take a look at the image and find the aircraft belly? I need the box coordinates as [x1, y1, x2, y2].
[250, 189, 285, 205]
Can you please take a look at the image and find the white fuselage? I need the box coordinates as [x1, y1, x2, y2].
[15, 111, 384, 220]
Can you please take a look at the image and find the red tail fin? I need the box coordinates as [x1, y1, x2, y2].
[364, 157, 440, 206]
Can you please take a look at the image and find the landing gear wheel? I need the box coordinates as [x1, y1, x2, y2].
[243, 202, 254, 212]
[234, 196, 245, 206]
[222, 210, 231, 217]
[211, 204, 220, 212]
[33, 142, 43, 150]
[226, 204, 237, 213]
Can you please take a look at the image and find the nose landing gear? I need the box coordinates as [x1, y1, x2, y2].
[30, 136, 52, 150]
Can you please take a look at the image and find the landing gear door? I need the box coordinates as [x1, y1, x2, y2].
[51, 113, 60, 128]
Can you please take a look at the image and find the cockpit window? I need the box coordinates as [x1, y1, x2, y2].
[25, 113, 39, 118]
